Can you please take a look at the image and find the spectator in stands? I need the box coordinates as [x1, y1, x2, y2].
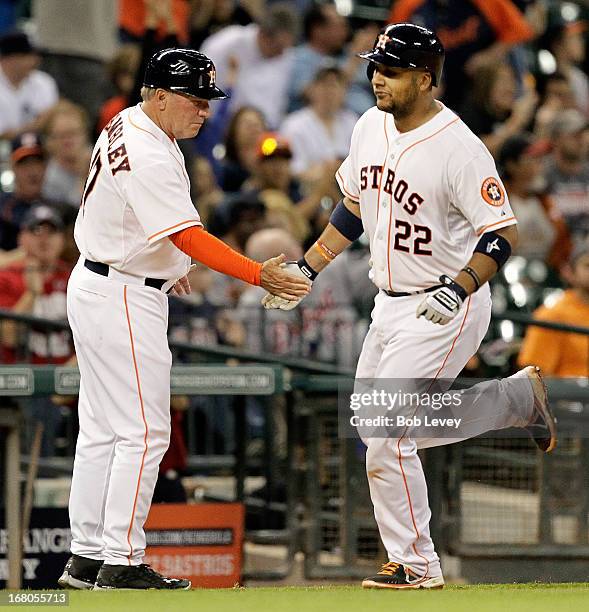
[544, 109, 589, 244]
[307, 237, 376, 319]
[518, 241, 589, 377]
[168, 271, 248, 347]
[201, 3, 299, 128]
[287, 2, 376, 115]
[459, 61, 538, 157]
[190, 155, 224, 227]
[534, 71, 578, 138]
[0, 133, 51, 251]
[541, 18, 589, 115]
[238, 228, 304, 355]
[168, 265, 219, 347]
[207, 194, 267, 307]
[126, 0, 180, 107]
[238, 228, 374, 366]
[119, 0, 190, 45]
[42, 101, 92, 208]
[96, 44, 141, 134]
[243, 132, 339, 239]
[261, 189, 311, 245]
[189, 0, 253, 50]
[0, 206, 72, 455]
[0, 205, 71, 362]
[281, 66, 357, 182]
[243, 133, 299, 203]
[215, 307, 247, 347]
[0, 31, 58, 140]
[210, 193, 267, 254]
[389, 0, 535, 110]
[301, 239, 376, 367]
[191, 53, 239, 176]
[498, 134, 571, 270]
[33, 0, 117, 127]
[220, 106, 267, 192]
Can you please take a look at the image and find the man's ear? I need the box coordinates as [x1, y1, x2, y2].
[420, 71, 433, 92]
[156, 88, 168, 110]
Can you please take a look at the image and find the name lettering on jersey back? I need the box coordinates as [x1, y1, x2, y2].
[360, 166, 424, 215]
[105, 114, 131, 176]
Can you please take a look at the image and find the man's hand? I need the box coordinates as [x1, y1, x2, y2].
[262, 262, 312, 310]
[509, 87, 539, 130]
[260, 255, 311, 301]
[416, 276, 466, 325]
[349, 25, 380, 55]
[24, 258, 43, 295]
[168, 274, 191, 296]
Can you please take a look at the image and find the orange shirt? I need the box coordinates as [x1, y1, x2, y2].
[518, 290, 589, 377]
[119, 0, 189, 44]
[389, 0, 534, 45]
[97, 96, 128, 134]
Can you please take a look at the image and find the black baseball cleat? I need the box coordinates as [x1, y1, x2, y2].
[94, 563, 191, 590]
[58, 554, 103, 590]
[362, 561, 444, 589]
[523, 366, 557, 453]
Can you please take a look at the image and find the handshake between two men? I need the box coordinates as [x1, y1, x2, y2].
[262, 261, 311, 311]
[260, 257, 470, 326]
[258, 194, 487, 325]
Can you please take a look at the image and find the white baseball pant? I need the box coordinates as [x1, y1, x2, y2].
[66, 259, 172, 565]
[356, 286, 534, 577]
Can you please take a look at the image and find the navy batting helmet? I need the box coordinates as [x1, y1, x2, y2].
[358, 23, 444, 87]
[143, 48, 228, 100]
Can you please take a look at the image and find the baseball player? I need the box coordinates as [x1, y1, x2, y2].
[58, 48, 310, 591]
[263, 24, 557, 589]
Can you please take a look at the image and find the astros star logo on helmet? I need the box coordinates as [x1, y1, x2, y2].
[376, 34, 390, 50]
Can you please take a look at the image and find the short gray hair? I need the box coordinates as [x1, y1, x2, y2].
[259, 3, 299, 38]
[140, 86, 157, 101]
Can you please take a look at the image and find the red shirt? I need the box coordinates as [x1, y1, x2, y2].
[0, 261, 72, 364]
[97, 96, 128, 134]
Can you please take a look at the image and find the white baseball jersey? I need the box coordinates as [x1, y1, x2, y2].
[74, 104, 202, 280]
[339, 102, 534, 582]
[336, 102, 517, 292]
[67, 103, 206, 568]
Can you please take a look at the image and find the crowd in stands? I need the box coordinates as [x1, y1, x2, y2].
[0, 0, 588, 384]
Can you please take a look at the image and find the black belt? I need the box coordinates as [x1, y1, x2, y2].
[382, 285, 441, 298]
[84, 259, 167, 291]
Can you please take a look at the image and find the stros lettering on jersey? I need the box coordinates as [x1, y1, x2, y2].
[336, 103, 517, 292]
[74, 104, 202, 280]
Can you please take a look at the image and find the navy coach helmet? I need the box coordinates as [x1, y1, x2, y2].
[143, 48, 228, 100]
[358, 23, 445, 86]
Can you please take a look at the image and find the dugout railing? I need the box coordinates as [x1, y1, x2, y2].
[0, 306, 350, 588]
[1, 308, 589, 585]
[0, 363, 297, 588]
[4, 366, 589, 586]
